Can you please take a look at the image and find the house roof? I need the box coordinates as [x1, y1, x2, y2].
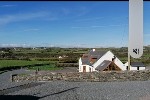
[130, 62, 145, 67]
[81, 50, 107, 65]
[88, 50, 107, 57]
[95, 60, 112, 71]
[81, 57, 91, 65]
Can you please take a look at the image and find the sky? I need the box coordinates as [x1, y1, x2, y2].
[0, 1, 150, 48]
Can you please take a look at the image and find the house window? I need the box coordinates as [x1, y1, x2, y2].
[90, 58, 97, 64]
[83, 66, 86, 72]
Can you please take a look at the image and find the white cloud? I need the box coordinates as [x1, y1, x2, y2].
[0, 11, 51, 26]
[144, 34, 150, 37]
[76, 17, 104, 22]
[107, 24, 122, 27]
[71, 24, 122, 29]
[71, 26, 89, 29]
[91, 25, 106, 28]
[1, 28, 40, 34]
[23, 29, 39, 32]
[61, 8, 70, 15]
[76, 6, 89, 17]
[0, 43, 30, 47]
[0, 5, 16, 7]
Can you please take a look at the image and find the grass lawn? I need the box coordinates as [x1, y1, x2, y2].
[28, 65, 63, 71]
[0, 60, 62, 73]
[0, 60, 50, 68]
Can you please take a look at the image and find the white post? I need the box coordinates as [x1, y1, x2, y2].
[128, 52, 130, 71]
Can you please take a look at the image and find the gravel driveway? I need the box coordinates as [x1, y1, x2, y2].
[1, 81, 150, 100]
[1, 69, 150, 100]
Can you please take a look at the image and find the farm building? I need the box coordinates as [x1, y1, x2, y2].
[78, 49, 126, 72]
[124, 62, 146, 70]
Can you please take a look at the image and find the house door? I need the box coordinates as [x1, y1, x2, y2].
[126, 66, 128, 70]
[83, 66, 86, 72]
[89, 67, 91, 72]
[137, 67, 139, 70]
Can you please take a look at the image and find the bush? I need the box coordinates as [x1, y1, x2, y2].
[59, 58, 78, 63]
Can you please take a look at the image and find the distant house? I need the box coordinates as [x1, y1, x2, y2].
[58, 56, 63, 59]
[124, 62, 145, 70]
[79, 49, 126, 72]
[58, 55, 68, 59]
[63, 55, 68, 58]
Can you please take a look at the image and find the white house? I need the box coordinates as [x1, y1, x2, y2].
[124, 62, 145, 70]
[58, 56, 63, 59]
[79, 49, 126, 72]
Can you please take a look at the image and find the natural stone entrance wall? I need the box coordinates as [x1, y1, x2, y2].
[12, 70, 150, 82]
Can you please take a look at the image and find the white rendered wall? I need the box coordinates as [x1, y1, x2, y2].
[79, 57, 93, 72]
[79, 65, 93, 72]
[130, 66, 145, 70]
[139, 67, 145, 70]
[78, 58, 82, 72]
[130, 66, 137, 70]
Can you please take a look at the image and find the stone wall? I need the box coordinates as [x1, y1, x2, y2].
[12, 70, 150, 82]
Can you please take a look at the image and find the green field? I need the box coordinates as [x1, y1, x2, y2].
[1, 47, 150, 71]
[0, 60, 50, 68]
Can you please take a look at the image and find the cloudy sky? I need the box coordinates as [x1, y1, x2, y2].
[0, 1, 150, 48]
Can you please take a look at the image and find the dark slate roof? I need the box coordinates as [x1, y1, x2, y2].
[95, 60, 112, 71]
[81, 57, 91, 65]
[81, 50, 107, 65]
[131, 62, 145, 67]
[88, 50, 107, 57]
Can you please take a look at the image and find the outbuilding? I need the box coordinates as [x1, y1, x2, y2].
[124, 62, 146, 70]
